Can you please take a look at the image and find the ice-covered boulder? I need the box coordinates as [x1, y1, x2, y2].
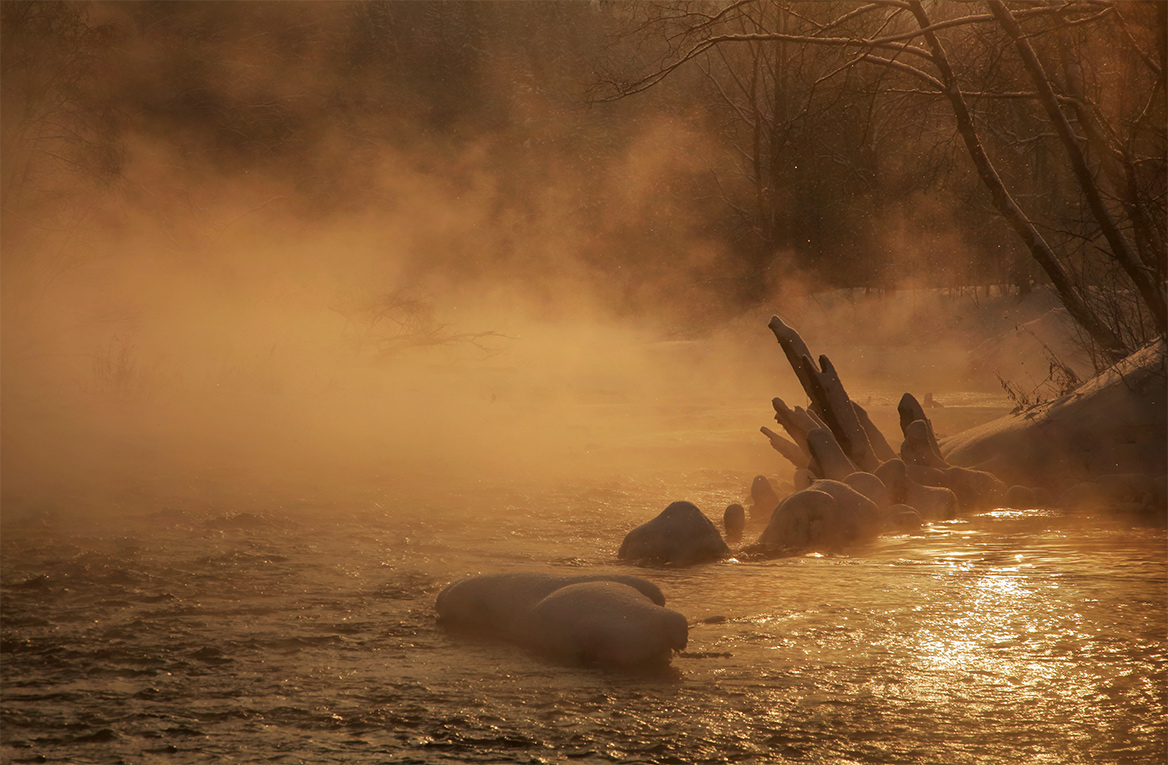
[526, 581, 688, 667]
[843, 471, 891, 510]
[618, 501, 730, 566]
[756, 489, 844, 554]
[804, 478, 883, 540]
[875, 459, 958, 520]
[436, 571, 665, 634]
[435, 572, 686, 669]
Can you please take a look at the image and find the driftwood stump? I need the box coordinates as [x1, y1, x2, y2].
[767, 315, 883, 472]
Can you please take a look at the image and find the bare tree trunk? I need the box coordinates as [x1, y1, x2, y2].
[988, 0, 1167, 335]
[906, 0, 1130, 363]
[1056, 31, 1166, 286]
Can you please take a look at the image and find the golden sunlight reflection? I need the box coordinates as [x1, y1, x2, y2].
[984, 508, 1060, 520]
[909, 561, 1068, 701]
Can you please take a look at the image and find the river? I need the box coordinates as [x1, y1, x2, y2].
[2, 465, 1164, 764]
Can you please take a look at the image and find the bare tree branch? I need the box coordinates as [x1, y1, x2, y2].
[906, 0, 1129, 361]
[988, 0, 1166, 333]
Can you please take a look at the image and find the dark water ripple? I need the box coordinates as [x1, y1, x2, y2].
[2, 485, 1165, 764]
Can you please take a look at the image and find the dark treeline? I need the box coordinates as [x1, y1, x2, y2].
[2, 1, 1165, 359]
[3, 1, 730, 318]
[598, 1, 1165, 363]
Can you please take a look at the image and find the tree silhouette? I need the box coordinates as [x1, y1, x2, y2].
[599, 0, 1166, 364]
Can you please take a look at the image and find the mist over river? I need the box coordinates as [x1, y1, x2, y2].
[2, 464, 1164, 765]
[3, 2, 1165, 762]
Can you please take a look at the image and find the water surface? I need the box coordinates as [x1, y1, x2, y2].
[2, 473, 1165, 764]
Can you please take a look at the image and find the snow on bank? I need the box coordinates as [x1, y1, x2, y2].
[942, 337, 1167, 491]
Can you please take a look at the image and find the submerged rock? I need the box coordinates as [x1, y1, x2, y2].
[1060, 473, 1167, 520]
[885, 504, 924, 531]
[942, 465, 1008, 512]
[1004, 484, 1050, 509]
[723, 504, 746, 542]
[750, 475, 782, 522]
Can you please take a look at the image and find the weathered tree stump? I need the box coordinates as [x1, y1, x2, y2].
[760, 426, 809, 470]
[767, 315, 882, 472]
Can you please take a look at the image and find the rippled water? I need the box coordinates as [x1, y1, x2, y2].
[2, 472, 1165, 764]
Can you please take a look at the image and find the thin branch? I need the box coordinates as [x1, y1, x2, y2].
[858, 53, 944, 90]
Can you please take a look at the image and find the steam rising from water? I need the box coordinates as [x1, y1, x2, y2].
[3, 11, 1163, 764]
[2, 2, 1056, 520]
[0, 164, 1034, 518]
